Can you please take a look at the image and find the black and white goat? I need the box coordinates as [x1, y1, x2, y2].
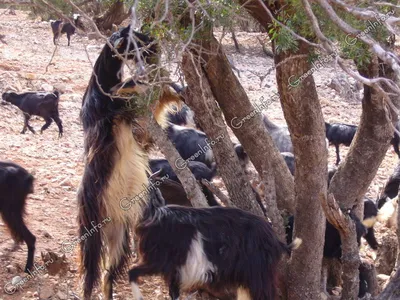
[0, 161, 36, 273]
[77, 25, 179, 300]
[2, 90, 63, 137]
[51, 14, 83, 46]
[129, 183, 302, 300]
[377, 161, 400, 209]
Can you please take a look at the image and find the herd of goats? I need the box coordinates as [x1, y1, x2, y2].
[0, 14, 399, 300]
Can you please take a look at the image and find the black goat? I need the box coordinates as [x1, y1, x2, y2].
[77, 25, 178, 300]
[377, 161, 400, 209]
[325, 122, 357, 165]
[149, 159, 217, 183]
[149, 159, 220, 207]
[262, 115, 293, 153]
[326, 121, 400, 165]
[0, 161, 36, 273]
[2, 91, 63, 138]
[50, 14, 83, 46]
[129, 184, 302, 300]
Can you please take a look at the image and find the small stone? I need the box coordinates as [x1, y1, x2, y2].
[41, 83, 54, 92]
[11, 275, 22, 286]
[43, 231, 52, 239]
[6, 264, 16, 273]
[56, 291, 68, 299]
[39, 284, 54, 299]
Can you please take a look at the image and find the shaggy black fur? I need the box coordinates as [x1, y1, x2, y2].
[78, 25, 157, 300]
[0, 161, 36, 273]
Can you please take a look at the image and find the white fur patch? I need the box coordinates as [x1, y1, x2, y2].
[237, 287, 251, 300]
[179, 232, 216, 291]
[101, 121, 149, 274]
[102, 120, 149, 225]
[377, 198, 398, 229]
[131, 282, 143, 300]
[362, 217, 377, 229]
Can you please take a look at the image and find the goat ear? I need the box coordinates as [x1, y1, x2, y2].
[113, 37, 124, 49]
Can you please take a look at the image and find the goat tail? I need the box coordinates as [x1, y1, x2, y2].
[77, 186, 104, 300]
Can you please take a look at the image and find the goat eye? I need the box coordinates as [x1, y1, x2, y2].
[113, 37, 124, 49]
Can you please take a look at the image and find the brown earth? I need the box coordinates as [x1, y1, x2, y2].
[0, 9, 398, 300]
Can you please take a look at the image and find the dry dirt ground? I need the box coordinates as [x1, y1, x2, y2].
[0, 9, 398, 300]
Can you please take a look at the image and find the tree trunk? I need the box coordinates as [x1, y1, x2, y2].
[94, 0, 129, 32]
[148, 117, 209, 208]
[181, 52, 263, 216]
[237, 2, 326, 298]
[190, 33, 295, 214]
[328, 58, 395, 211]
[274, 42, 327, 300]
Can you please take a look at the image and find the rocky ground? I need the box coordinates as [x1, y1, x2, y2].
[0, 9, 398, 300]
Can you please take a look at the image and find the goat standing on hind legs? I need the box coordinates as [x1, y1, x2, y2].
[78, 25, 180, 300]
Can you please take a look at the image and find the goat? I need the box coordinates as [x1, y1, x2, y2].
[326, 121, 400, 165]
[325, 122, 357, 165]
[2, 91, 63, 138]
[51, 14, 83, 46]
[0, 161, 36, 273]
[262, 115, 293, 153]
[149, 159, 220, 207]
[129, 183, 302, 300]
[77, 25, 179, 300]
[149, 159, 217, 183]
[377, 161, 400, 209]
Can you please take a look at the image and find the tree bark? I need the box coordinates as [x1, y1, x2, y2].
[274, 42, 327, 300]
[189, 33, 295, 214]
[148, 117, 209, 208]
[94, 0, 129, 32]
[237, 2, 326, 298]
[181, 52, 263, 216]
[328, 57, 395, 210]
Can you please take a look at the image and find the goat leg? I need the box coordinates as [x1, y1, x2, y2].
[129, 265, 158, 300]
[335, 144, 341, 165]
[52, 115, 63, 138]
[40, 118, 53, 134]
[168, 271, 181, 300]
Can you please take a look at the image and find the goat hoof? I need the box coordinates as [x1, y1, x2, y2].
[20, 131, 25, 134]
